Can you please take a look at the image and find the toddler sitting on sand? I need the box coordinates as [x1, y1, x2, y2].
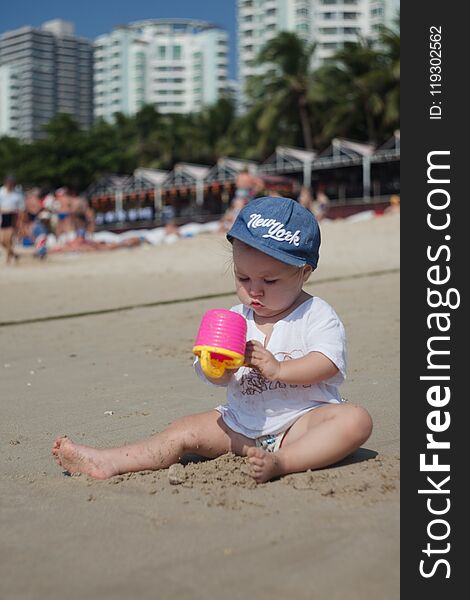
[53, 196, 372, 483]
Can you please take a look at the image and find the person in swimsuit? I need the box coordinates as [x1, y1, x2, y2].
[54, 187, 73, 239]
[0, 175, 25, 264]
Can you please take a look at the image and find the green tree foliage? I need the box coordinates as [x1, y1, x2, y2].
[0, 30, 399, 191]
[312, 27, 400, 146]
[246, 32, 317, 153]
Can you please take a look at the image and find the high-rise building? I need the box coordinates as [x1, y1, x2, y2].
[93, 26, 144, 120]
[0, 19, 93, 140]
[94, 19, 229, 122]
[237, 0, 399, 106]
[311, 0, 399, 65]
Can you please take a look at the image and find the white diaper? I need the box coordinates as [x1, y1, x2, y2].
[255, 431, 286, 453]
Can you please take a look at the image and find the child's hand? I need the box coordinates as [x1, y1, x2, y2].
[244, 340, 281, 381]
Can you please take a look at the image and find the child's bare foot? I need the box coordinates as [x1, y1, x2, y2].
[52, 436, 118, 480]
[246, 447, 283, 483]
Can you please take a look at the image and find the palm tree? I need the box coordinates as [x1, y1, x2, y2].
[196, 97, 236, 162]
[219, 104, 266, 160]
[33, 114, 91, 189]
[0, 136, 25, 181]
[377, 25, 400, 133]
[312, 27, 400, 145]
[314, 39, 384, 144]
[246, 31, 316, 153]
[133, 104, 163, 166]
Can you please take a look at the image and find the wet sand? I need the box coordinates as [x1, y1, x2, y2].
[0, 213, 399, 600]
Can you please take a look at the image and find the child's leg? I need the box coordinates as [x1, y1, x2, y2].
[52, 410, 255, 480]
[247, 404, 373, 483]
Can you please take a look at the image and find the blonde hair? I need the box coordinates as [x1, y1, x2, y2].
[230, 238, 312, 277]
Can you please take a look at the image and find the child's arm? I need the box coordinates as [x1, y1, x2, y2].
[245, 340, 338, 385]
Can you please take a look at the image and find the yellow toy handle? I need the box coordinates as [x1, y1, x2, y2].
[200, 349, 226, 378]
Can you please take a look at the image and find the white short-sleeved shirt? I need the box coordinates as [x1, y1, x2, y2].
[195, 297, 347, 438]
[0, 186, 24, 213]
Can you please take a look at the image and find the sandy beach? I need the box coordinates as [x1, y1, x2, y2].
[0, 213, 399, 600]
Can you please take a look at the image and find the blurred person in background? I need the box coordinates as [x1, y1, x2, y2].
[384, 194, 400, 215]
[218, 196, 246, 233]
[219, 168, 265, 232]
[312, 184, 330, 221]
[161, 204, 182, 243]
[32, 210, 53, 260]
[298, 185, 314, 212]
[0, 174, 24, 264]
[54, 187, 73, 239]
[21, 187, 42, 241]
[234, 166, 264, 204]
[71, 191, 95, 240]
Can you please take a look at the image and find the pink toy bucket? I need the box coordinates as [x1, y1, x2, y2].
[193, 309, 247, 378]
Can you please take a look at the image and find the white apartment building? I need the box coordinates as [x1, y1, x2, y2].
[238, 0, 399, 106]
[0, 20, 93, 140]
[94, 19, 229, 121]
[311, 0, 399, 64]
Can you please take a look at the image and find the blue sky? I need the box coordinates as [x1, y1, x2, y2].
[1, 0, 238, 78]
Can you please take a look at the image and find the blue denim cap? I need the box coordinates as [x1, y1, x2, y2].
[227, 196, 321, 268]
